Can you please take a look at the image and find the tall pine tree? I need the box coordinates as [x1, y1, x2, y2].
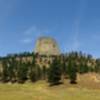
[67, 60, 77, 84]
[48, 58, 62, 86]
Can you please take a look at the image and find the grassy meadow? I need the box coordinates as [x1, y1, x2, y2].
[0, 81, 100, 100]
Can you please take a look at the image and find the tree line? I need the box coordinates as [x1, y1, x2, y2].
[0, 51, 100, 86]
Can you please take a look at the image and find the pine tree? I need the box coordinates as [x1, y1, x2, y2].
[61, 59, 67, 80]
[36, 65, 42, 80]
[8, 57, 17, 83]
[2, 60, 9, 82]
[42, 65, 47, 80]
[95, 59, 100, 73]
[48, 58, 62, 86]
[17, 62, 28, 83]
[28, 54, 40, 82]
[67, 60, 77, 84]
[29, 64, 38, 82]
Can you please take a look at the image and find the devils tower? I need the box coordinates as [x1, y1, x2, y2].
[34, 37, 60, 55]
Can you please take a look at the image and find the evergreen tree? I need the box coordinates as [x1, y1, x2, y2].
[78, 63, 89, 74]
[42, 65, 47, 80]
[8, 57, 17, 83]
[29, 64, 38, 82]
[17, 62, 28, 83]
[61, 59, 67, 80]
[36, 65, 42, 80]
[48, 58, 62, 86]
[29, 54, 36, 82]
[95, 59, 100, 73]
[28, 54, 41, 82]
[2, 60, 9, 82]
[67, 60, 77, 84]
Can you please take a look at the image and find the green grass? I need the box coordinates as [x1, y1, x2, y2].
[0, 81, 100, 100]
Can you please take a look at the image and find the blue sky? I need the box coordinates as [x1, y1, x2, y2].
[0, 0, 100, 58]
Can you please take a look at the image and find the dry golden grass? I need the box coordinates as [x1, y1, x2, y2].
[0, 80, 100, 100]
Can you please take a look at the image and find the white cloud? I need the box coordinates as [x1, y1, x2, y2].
[24, 26, 44, 37]
[24, 25, 51, 39]
[20, 25, 49, 45]
[20, 38, 32, 44]
[24, 26, 37, 35]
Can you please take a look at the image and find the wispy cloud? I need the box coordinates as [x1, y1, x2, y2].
[24, 26, 38, 35]
[70, 19, 80, 51]
[69, 0, 88, 51]
[24, 26, 47, 37]
[20, 38, 32, 44]
[72, 35, 80, 50]
[20, 25, 49, 44]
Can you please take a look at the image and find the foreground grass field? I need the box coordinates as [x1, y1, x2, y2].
[0, 81, 100, 100]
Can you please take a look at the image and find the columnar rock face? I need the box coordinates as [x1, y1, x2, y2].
[34, 37, 60, 55]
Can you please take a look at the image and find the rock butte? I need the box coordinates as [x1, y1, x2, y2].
[34, 37, 60, 56]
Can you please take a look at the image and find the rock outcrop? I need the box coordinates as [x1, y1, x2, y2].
[34, 37, 60, 56]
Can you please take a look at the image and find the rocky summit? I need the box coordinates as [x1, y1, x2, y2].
[34, 37, 60, 56]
